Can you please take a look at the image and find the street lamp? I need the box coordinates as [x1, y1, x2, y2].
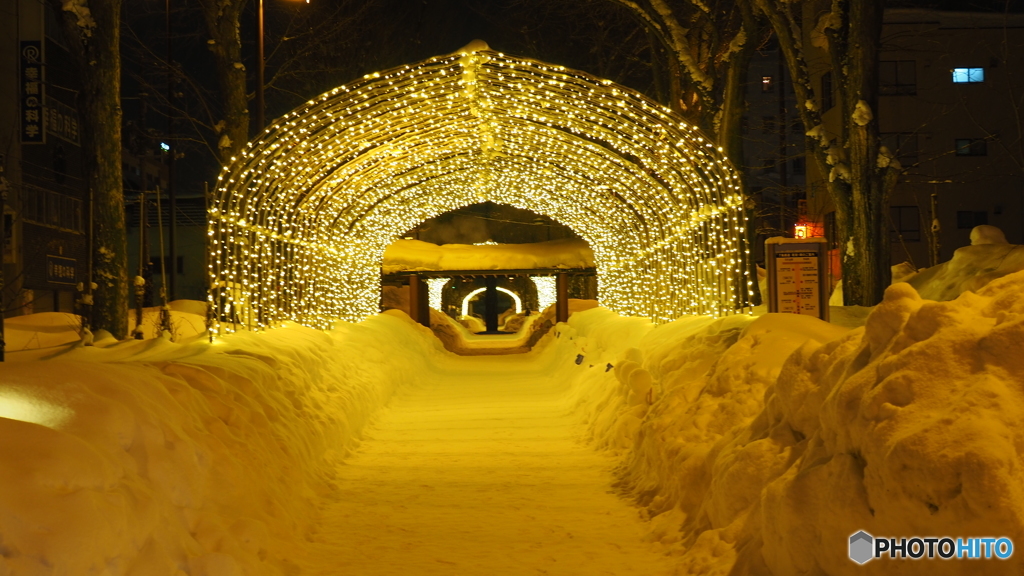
[256, 0, 309, 134]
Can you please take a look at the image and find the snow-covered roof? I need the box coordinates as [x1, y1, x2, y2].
[381, 239, 595, 274]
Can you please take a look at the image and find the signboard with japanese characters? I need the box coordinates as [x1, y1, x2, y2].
[766, 237, 829, 321]
[20, 41, 45, 144]
[45, 97, 79, 146]
[46, 255, 77, 285]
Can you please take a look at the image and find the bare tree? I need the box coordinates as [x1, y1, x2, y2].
[755, 0, 901, 305]
[123, 1, 372, 169]
[48, 0, 129, 338]
[196, 0, 249, 164]
[590, 0, 764, 304]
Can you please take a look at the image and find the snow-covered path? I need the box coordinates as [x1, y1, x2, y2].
[300, 353, 674, 575]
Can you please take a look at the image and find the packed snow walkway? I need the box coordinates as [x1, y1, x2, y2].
[299, 353, 674, 576]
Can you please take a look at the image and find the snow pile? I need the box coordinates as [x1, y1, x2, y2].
[428, 299, 598, 355]
[831, 226, 1024, 305]
[0, 314, 444, 575]
[127, 301, 208, 341]
[903, 241, 1024, 302]
[381, 238, 594, 273]
[547, 270, 1024, 574]
[5, 301, 208, 353]
[4, 313, 84, 351]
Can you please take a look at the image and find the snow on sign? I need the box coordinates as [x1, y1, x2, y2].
[765, 236, 829, 321]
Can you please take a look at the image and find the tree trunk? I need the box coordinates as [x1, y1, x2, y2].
[200, 0, 248, 164]
[839, 0, 891, 305]
[755, 0, 899, 307]
[50, 0, 129, 338]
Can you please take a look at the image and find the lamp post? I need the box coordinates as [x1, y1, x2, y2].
[165, 0, 176, 300]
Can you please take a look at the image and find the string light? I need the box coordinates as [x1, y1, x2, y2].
[533, 276, 557, 313]
[461, 287, 522, 317]
[208, 45, 751, 336]
[426, 277, 449, 311]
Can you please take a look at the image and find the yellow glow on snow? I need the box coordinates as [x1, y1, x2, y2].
[0, 390, 74, 429]
[461, 287, 523, 317]
[208, 47, 750, 336]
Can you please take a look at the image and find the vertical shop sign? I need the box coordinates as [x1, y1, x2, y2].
[20, 40, 45, 144]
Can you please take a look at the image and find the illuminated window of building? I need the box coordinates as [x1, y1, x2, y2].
[952, 68, 984, 83]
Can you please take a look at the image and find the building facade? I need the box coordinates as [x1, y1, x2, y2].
[0, 1, 89, 316]
[742, 44, 808, 264]
[805, 8, 1024, 270]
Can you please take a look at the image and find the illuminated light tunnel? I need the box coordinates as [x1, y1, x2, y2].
[208, 42, 751, 336]
[462, 287, 523, 317]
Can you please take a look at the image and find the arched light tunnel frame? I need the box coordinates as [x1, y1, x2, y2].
[461, 287, 523, 318]
[208, 45, 753, 336]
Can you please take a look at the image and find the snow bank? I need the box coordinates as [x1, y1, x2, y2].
[0, 314, 445, 575]
[903, 242, 1024, 301]
[5, 301, 208, 353]
[831, 226, 1024, 305]
[381, 238, 593, 273]
[545, 270, 1024, 574]
[428, 299, 598, 355]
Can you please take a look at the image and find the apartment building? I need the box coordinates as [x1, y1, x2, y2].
[806, 8, 1024, 269]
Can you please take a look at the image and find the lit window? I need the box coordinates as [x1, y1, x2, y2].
[952, 68, 984, 83]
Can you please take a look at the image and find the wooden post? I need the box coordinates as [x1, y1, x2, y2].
[417, 277, 429, 327]
[556, 272, 569, 324]
[484, 276, 499, 333]
[408, 274, 429, 327]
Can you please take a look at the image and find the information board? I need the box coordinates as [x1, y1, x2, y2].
[775, 251, 820, 316]
[766, 237, 829, 321]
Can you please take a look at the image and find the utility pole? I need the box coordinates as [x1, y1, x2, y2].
[134, 190, 147, 339]
[0, 168, 7, 361]
[256, 0, 265, 133]
[778, 53, 788, 234]
[166, 0, 176, 300]
[929, 193, 941, 267]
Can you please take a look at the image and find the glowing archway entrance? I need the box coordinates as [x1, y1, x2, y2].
[208, 43, 750, 335]
[462, 287, 523, 317]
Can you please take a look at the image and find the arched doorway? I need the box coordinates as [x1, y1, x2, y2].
[208, 43, 750, 335]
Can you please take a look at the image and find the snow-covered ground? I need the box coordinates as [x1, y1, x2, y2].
[0, 316, 447, 575]
[298, 352, 675, 575]
[2, 234, 1023, 575]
